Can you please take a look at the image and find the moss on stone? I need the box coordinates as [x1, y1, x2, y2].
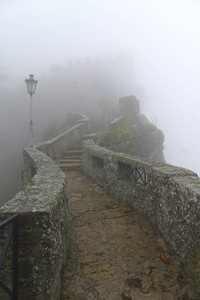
[104, 116, 165, 161]
[104, 117, 138, 155]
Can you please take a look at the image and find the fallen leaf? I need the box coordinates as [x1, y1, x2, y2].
[112, 205, 117, 209]
[160, 254, 170, 264]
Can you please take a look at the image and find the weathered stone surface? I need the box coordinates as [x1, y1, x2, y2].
[101, 207, 129, 218]
[73, 224, 90, 238]
[79, 211, 106, 223]
[86, 292, 99, 300]
[103, 219, 128, 232]
[119, 95, 140, 117]
[129, 289, 174, 300]
[95, 279, 124, 300]
[78, 231, 102, 252]
[69, 199, 90, 213]
[78, 251, 105, 264]
[82, 132, 200, 294]
[61, 169, 198, 300]
[0, 149, 68, 300]
[82, 263, 123, 281]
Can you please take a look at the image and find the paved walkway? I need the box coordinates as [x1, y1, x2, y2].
[57, 150, 198, 299]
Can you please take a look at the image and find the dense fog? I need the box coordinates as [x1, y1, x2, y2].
[0, 0, 200, 205]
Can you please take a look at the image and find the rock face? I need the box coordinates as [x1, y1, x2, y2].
[106, 95, 165, 162]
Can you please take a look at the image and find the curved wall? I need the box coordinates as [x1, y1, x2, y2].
[82, 133, 200, 293]
[0, 116, 89, 300]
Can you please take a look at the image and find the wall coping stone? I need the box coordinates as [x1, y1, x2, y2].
[0, 148, 66, 214]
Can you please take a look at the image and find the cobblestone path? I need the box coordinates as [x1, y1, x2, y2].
[58, 154, 198, 299]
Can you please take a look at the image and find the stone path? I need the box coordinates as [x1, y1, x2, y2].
[58, 152, 198, 299]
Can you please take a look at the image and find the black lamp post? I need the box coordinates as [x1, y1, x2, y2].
[25, 74, 38, 147]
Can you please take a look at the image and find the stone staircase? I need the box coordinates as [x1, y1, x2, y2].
[57, 145, 82, 171]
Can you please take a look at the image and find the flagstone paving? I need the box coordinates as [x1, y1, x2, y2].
[60, 169, 198, 300]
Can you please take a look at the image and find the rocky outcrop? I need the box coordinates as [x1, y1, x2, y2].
[106, 95, 165, 162]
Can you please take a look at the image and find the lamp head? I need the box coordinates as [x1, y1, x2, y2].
[25, 74, 38, 96]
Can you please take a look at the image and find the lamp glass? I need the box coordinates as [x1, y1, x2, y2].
[25, 74, 38, 95]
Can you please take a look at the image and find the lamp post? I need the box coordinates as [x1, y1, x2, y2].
[25, 74, 38, 147]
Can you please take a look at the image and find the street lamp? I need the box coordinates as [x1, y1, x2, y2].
[25, 74, 38, 147]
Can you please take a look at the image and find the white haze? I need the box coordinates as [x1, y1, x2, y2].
[1, 0, 200, 176]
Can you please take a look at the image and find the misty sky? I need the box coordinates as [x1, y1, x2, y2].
[1, 0, 200, 175]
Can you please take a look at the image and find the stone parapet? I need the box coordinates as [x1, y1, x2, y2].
[0, 116, 90, 299]
[82, 134, 200, 293]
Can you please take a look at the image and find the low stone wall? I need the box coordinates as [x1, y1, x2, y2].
[36, 116, 89, 160]
[0, 117, 89, 300]
[82, 134, 200, 293]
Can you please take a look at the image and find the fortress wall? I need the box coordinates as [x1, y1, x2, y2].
[82, 135, 200, 292]
[0, 116, 89, 300]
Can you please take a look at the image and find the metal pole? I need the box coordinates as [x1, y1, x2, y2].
[30, 94, 34, 147]
[12, 216, 18, 300]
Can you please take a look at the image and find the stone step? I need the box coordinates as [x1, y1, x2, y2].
[57, 147, 82, 171]
[59, 163, 81, 171]
[61, 155, 81, 159]
[62, 150, 82, 156]
[57, 158, 81, 164]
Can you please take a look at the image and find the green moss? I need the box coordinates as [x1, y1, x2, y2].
[104, 116, 165, 161]
[104, 117, 139, 155]
[108, 118, 133, 142]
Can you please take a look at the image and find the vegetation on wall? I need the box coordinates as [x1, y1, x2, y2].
[103, 116, 165, 161]
[104, 117, 138, 154]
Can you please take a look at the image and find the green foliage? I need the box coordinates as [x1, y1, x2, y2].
[108, 118, 133, 143]
[104, 117, 139, 155]
[104, 116, 165, 161]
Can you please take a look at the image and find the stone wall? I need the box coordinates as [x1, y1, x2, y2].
[0, 116, 89, 300]
[36, 115, 90, 160]
[82, 134, 200, 293]
[119, 95, 140, 117]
